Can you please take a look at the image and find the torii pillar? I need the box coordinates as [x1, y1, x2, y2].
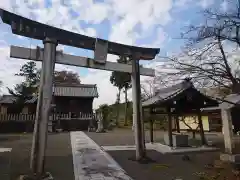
[131, 56, 145, 160]
[221, 108, 235, 154]
[30, 37, 57, 176]
[220, 104, 240, 163]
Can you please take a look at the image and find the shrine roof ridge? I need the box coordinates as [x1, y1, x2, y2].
[142, 79, 219, 108]
[0, 8, 160, 60]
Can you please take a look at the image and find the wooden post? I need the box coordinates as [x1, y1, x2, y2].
[140, 102, 146, 156]
[221, 108, 235, 154]
[168, 108, 173, 147]
[149, 118, 154, 143]
[198, 111, 206, 146]
[131, 57, 144, 160]
[176, 115, 180, 133]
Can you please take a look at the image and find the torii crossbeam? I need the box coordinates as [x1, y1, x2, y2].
[10, 46, 155, 76]
[0, 8, 160, 178]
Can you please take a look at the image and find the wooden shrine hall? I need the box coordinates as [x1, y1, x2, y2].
[142, 78, 219, 147]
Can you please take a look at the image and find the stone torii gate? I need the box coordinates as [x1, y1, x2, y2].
[0, 9, 160, 178]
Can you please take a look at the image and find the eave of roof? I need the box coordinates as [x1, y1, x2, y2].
[142, 80, 193, 107]
[142, 80, 219, 108]
[53, 85, 98, 98]
[0, 84, 99, 104]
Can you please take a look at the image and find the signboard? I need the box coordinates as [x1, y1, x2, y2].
[94, 39, 108, 64]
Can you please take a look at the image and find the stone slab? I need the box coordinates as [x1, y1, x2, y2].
[70, 131, 133, 180]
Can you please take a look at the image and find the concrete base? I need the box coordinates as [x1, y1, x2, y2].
[152, 143, 218, 154]
[0, 148, 12, 180]
[164, 134, 189, 147]
[102, 143, 219, 154]
[220, 153, 240, 163]
[18, 172, 54, 180]
[173, 134, 189, 147]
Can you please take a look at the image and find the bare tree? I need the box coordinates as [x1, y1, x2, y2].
[179, 116, 200, 139]
[156, 0, 240, 94]
[141, 77, 163, 100]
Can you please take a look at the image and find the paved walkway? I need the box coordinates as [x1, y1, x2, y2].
[70, 131, 133, 180]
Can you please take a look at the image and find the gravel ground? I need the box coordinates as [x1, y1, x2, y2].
[86, 128, 240, 150]
[0, 133, 74, 180]
[86, 128, 239, 180]
[85, 128, 165, 146]
[0, 129, 238, 180]
[108, 150, 220, 180]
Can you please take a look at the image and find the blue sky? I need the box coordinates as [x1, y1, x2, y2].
[0, 0, 229, 108]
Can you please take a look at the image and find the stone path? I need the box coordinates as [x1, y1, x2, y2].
[70, 131, 133, 180]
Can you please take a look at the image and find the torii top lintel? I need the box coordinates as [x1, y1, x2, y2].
[0, 9, 160, 60]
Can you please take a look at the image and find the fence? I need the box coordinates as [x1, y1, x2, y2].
[0, 112, 95, 122]
[0, 112, 96, 133]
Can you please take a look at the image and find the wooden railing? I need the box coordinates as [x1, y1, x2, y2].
[0, 114, 35, 121]
[0, 112, 95, 122]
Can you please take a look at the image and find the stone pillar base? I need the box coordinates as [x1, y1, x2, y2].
[0, 148, 12, 180]
[220, 153, 240, 163]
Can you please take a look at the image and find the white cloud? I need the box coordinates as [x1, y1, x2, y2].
[174, 0, 193, 7]
[0, 0, 12, 11]
[0, 0, 172, 108]
[81, 70, 117, 109]
[220, 0, 228, 12]
[140, 27, 168, 48]
[0, 46, 26, 94]
[25, 0, 45, 8]
[108, 0, 173, 45]
[107, 54, 119, 62]
[0, 40, 7, 47]
[85, 28, 97, 37]
[199, 0, 215, 9]
[80, 3, 111, 24]
[56, 45, 65, 51]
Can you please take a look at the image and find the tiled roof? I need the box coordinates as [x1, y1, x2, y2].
[142, 80, 193, 107]
[0, 95, 38, 104]
[25, 96, 38, 103]
[0, 95, 17, 104]
[219, 94, 240, 109]
[0, 84, 98, 104]
[201, 94, 240, 110]
[53, 84, 98, 97]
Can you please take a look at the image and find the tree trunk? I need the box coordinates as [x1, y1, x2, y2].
[116, 89, 121, 127]
[175, 116, 180, 133]
[124, 88, 128, 126]
[198, 112, 206, 145]
[168, 108, 173, 147]
[192, 130, 196, 139]
[140, 102, 146, 157]
[149, 119, 154, 143]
